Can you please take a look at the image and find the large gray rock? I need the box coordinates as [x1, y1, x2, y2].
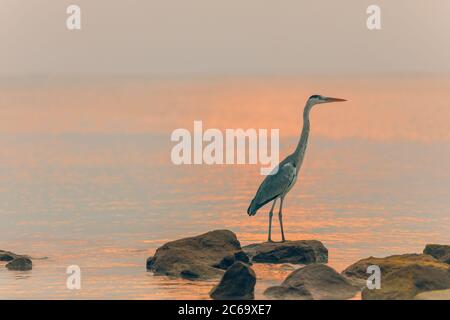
[424, 244, 450, 264]
[6, 257, 32, 271]
[343, 254, 450, 300]
[264, 264, 359, 300]
[243, 240, 328, 264]
[147, 230, 244, 280]
[210, 262, 256, 300]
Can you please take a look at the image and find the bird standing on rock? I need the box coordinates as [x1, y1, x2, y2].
[247, 95, 347, 242]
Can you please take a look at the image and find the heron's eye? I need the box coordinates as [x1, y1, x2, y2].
[309, 95, 320, 100]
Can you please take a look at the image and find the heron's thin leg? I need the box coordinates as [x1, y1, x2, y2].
[268, 199, 277, 242]
[279, 196, 286, 242]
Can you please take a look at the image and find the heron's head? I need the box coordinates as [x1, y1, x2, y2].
[308, 94, 347, 107]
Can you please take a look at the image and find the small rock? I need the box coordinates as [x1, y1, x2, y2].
[264, 264, 359, 300]
[234, 251, 250, 264]
[0, 250, 18, 262]
[243, 240, 328, 264]
[6, 257, 32, 271]
[210, 262, 256, 300]
[213, 256, 235, 270]
[424, 244, 450, 264]
[213, 251, 250, 270]
[147, 230, 243, 280]
[414, 289, 450, 300]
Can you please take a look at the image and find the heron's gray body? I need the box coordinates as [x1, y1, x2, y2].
[247, 94, 346, 242]
[247, 102, 310, 216]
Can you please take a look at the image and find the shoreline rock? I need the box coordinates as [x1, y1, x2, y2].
[6, 257, 33, 271]
[363, 263, 450, 300]
[1, 250, 33, 271]
[342, 254, 450, 300]
[243, 240, 328, 264]
[146, 230, 245, 280]
[264, 264, 359, 300]
[210, 262, 256, 300]
[144, 230, 450, 300]
[342, 253, 448, 280]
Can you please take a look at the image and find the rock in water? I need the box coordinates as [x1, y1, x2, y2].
[6, 257, 32, 271]
[342, 254, 448, 280]
[147, 230, 243, 280]
[0, 250, 19, 262]
[212, 251, 251, 270]
[243, 240, 328, 264]
[423, 244, 450, 264]
[363, 264, 450, 300]
[342, 254, 450, 300]
[1, 250, 33, 271]
[210, 262, 256, 300]
[264, 264, 359, 300]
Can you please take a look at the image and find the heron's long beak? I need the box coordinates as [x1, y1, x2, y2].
[324, 97, 347, 103]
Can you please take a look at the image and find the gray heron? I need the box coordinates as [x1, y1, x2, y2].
[247, 94, 347, 242]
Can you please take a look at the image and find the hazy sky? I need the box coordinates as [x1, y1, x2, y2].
[1, 1, 449, 76]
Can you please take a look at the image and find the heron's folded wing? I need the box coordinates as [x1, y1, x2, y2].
[253, 162, 296, 207]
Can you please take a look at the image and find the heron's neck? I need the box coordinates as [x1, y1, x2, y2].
[293, 105, 311, 166]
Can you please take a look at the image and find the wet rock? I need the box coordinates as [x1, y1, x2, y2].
[147, 230, 243, 280]
[243, 240, 328, 264]
[264, 264, 359, 300]
[210, 262, 256, 300]
[424, 244, 450, 264]
[414, 289, 450, 300]
[0, 250, 19, 262]
[212, 251, 250, 270]
[6, 257, 32, 271]
[343, 254, 450, 300]
[1, 250, 32, 271]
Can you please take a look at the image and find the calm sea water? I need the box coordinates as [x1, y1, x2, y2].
[1, 76, 450, 299]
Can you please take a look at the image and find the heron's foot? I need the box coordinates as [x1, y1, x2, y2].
[281, 238, 286, 243]
[267, 238, 274, 243]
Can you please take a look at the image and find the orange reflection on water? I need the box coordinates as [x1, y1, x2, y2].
[1, 76, 450, 142]
[1, 77, 450, 299]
